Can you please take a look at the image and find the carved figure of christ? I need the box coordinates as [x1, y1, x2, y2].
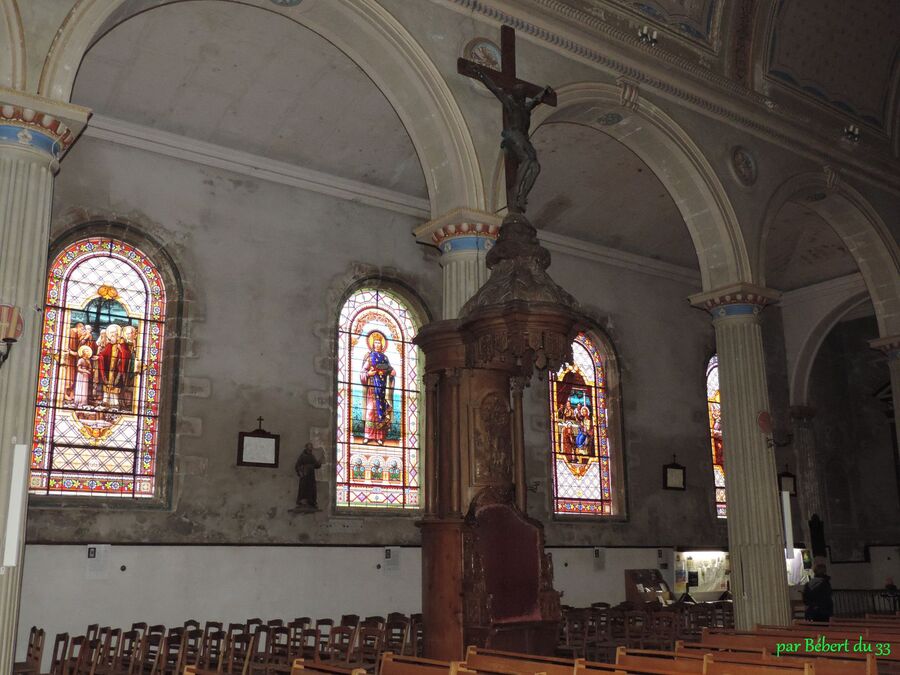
[458, 25, 557, 213]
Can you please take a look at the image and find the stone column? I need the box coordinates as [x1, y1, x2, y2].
[870, 335, 900, 443]
[691, 284, 792, 629]
[789, 406, 825, 527]
[0, 91, 88, 672]
[415, 208, 500, 319]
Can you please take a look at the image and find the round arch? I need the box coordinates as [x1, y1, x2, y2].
[37, 0, 484, 216]
[492, 82, 752, 291]
[0, 0, 25, 89]
[758, 172, 900, 338]
[789, 291, 871, 407]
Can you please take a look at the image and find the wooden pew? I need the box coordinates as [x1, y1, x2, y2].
[614, 648, 814, 675]
[291, 658, 368, 675]
[380, 653, 477, 675]
[672, 644, 875, 674]
[463, 646, 580, 675]
[576, 658, 813, 675]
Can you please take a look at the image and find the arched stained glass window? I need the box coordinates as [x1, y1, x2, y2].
[550, 332, 614, 516]
[336, 288, 421, 509]
[707, 354, 726, 518]
[30, 237, 167, 498]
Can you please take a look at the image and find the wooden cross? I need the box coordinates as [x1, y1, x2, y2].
[458, 26, 557, 201]
[256, 416, 264, 430]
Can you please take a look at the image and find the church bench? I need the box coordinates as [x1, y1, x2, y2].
[673, 644, 875, 675]
[289, 657, 368, 675]
[379, 653, 478, 675]
[576, 660, 813, 675]
[614, 648, 815, 675]
[463, 645, 581, 675]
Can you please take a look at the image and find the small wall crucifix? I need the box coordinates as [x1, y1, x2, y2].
[458, 25, 557, 214]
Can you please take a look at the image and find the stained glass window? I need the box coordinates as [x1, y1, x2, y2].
[30, 237, 166, 498]
[550, 333, 613, 516]
[336, 288, 420, 509]
[707, 354, 726, 518]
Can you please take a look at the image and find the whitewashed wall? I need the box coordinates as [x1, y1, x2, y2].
[17, 544, 672, 666]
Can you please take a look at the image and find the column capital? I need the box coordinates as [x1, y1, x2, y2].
[689, 283, 781, 318]
[870, 335, 900, 361]
[414, 207, 501, 253]
[0, 87, 91, 162]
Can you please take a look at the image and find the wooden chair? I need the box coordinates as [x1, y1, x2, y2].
[267, 627, 293, 672]
[403, 616, 423, 658]
[13, 626, 44, 675]
[90, 627, 121, 675]
[560, 611, 591, 658]
[76, 638, 101, 675]
[85, 626, 100, 644]
[623, 611, 647, 649]
[130, 623, 147, 640]
[299, 629, 321, 661]
[46, 632, 69, 675]
[340, 616, 360, 630]
[135, 633, 165, 675]
[322, 627, 355, 665]
[220, 633, 257, 675]
[199, 629, 226, 670]
[383, 620, 408, 656]
[315, 621, 334, 660]
[115, 630, 141, 675]
[348, 626, 383, 671]
[642, 613, 677, 651]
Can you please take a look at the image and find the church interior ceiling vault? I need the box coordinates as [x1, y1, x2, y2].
[764, 0, 900, 133]
[70, 0, 428, 199]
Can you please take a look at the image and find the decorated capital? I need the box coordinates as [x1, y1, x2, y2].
[689, 283, 781, 321]
[0, 90, 89, 168]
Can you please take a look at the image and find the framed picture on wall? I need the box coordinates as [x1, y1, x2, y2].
[238, 419, 280, 468]
[663, 455, 686, 490]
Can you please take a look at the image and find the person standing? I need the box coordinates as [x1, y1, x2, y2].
[802, 563, 833, 622]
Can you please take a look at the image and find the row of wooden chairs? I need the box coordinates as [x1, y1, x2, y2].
[14, 614, 425, 675]
[557, 603, 734, 662]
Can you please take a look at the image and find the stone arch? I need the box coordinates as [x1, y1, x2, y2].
[0, 0, 25, 89]
[758, 172, 900, 337]
[491, 81, 752, 291]
[789, 286, 870, 407]
[37, 0, 484, 216]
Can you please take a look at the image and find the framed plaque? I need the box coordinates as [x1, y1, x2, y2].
[663, 455, 686, 490]
[238, 420, 280, 468]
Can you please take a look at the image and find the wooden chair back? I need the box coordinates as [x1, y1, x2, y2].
[16, 626, 44, 674]
[299, 629, 321, 661]
[246, 619, 264, 634]
[130, 622, 147, 640]
[147, 624, 166, 636]
[199, 629, 226, 670]
[340, 615, 361, 629]
[268, 626, 293, 667]
[221, 632, 257, 675]
[325, 626, 356, 664]
[115, 630, 141, 675]
[85, 625, 100, 643]
[353, 626, 383, 669]
[47, 632, 69, 675]
[384, 619, 408, 655]
[316, 620, 335, 658]
[184, 620, 202, 631]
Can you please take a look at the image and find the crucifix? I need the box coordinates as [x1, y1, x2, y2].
[256, 416, 264, 430]
[458, 25, 557, 214]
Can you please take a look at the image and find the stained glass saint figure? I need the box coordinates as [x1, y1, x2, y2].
[360, 330, 396, 445]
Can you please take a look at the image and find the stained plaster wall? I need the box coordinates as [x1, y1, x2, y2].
[25, 136, 441, 545]
[518, 249, 728, 548]
[808, 316, 900, 561]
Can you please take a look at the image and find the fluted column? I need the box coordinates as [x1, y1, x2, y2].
[414, 208, 500, 319]
[870, 336, 900, 443]
[691, 284, 792, 629]
[0, 91, 88, 672]
[789, 406, 824, 527]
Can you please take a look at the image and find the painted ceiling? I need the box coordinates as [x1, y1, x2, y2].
[767, 0, 900, 130]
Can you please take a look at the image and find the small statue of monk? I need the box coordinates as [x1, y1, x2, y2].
[295, 443, 323, 510]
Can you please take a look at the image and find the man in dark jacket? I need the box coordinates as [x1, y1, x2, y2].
[802, 563, 833, 622]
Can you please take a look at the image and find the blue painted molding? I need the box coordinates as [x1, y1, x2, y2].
[0, 124, 61, 158]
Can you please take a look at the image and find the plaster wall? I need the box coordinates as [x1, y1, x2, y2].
[26, 136, 441, 545]
[518, 249, 727, 548]
[16, 543, 671, 668]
